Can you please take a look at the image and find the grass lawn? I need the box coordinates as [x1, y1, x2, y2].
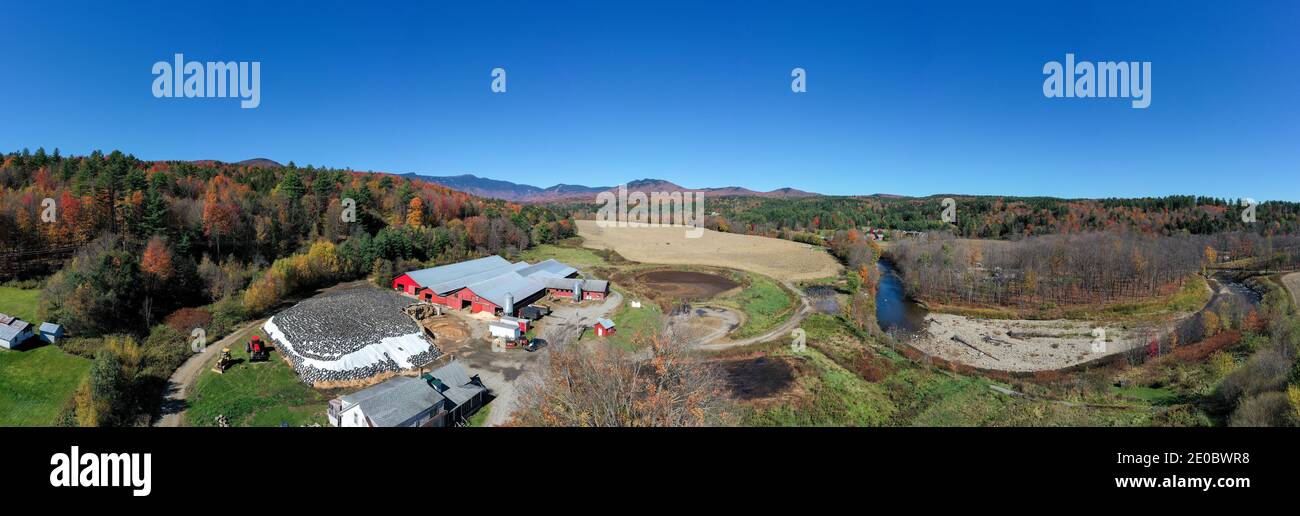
[719, 273, 796, 339]
[0, 286, 41, 323]
[0, 345, 91, 426]
[606, 294, 663, 350]
[1111, 385, 1179, 404]
[520, 243, 608, 268]
[186, 330, 331, 427]
[467, 404, 491, 427]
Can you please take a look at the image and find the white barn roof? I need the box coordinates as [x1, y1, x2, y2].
[405, 256, 512, 290]
[401, 256, 586, 311]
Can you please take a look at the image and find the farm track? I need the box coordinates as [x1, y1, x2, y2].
[693, 280, 811, 351]
[153, 318, 266, 427]
[1284, 272, 1300, 308]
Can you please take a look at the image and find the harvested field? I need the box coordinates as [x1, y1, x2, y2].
[264, 286, 442, 386]
[636, 270, 738, 300]
[576, 220, 840, 283]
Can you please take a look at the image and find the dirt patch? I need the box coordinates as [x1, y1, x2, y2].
[714, 354, 799, 402]
[577, 220, 841, 283]
[422, 316, 472, 354]
[637, 270, 739, 300]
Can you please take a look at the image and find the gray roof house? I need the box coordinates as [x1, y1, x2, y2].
[0, 313, 33, 350]
[328, 360, 488, 427]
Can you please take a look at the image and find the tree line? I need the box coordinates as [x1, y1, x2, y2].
[0, 147, 577, 425]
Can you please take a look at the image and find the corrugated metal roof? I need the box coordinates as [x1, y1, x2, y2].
[596, 318, 615, 328]
[402, 257, 589, 309]
[539, 277, 609, 292]
[39, 322, 61, 334]
[516, 259, 577, 279]
[340, 376, 446, 427]
[404, 256, 513, 290]
[429, 360, 485, 407]
[467, 272, 545, 310]
[423, 261, 528, 295]
[0, 317, 30, 341]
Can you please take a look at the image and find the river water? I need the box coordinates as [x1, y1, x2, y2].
[875, 260, 928, 336]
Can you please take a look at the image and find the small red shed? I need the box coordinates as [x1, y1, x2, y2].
[594, 318, 616, 337]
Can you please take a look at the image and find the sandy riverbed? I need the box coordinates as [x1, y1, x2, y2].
[912, 313, 1183, 372]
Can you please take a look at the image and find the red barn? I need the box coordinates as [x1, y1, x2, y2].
[392, 256, 590, 316]
[544, 278, 609, 301]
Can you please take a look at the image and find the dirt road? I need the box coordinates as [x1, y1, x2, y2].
[692, 280, 812, 351]
[153, 318, 266, 427]
[1284, 272, 1300, 307]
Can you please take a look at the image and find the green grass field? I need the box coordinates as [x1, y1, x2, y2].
[0, 286, 41, 323]
[520, 243, 608, 268]
[603, 290, 663, 350]
[0, 345, 91, 426]
[186, 331, 330, 427]
[718, 273, 796, 339]
[743, 313, 1164, 427]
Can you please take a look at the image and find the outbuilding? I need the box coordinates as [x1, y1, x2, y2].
[0, 313, 33, 350]
[38, 322, 63, 344]
[500, 315, 529, 332]
[594, 318, 616, 337]
[488, 321, 522, 340]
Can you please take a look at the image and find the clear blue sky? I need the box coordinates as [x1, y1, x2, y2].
[2, 1, 1297, 199]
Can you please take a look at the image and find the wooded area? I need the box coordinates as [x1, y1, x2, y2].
[888, 232, 1300, 308]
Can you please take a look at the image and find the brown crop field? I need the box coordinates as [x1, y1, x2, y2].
[575, 220, 841, 283]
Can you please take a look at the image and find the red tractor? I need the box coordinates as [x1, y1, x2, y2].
[247, 335, 270, 363]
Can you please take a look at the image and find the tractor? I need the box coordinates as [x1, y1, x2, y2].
[247, 335, 270, 362]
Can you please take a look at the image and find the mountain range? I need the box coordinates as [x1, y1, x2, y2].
[399, 174, 819, 203]
[186, 159, 818, 202]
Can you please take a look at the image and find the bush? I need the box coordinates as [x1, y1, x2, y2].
[1229, 392, 1296, 427]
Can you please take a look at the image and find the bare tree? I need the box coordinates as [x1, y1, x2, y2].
[511, 324, 734, 427]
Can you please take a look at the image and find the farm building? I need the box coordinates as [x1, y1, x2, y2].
[38, 322, 63, 344]
[544, 278, 610, 301]
[264, 287, 442, 386]
[594, 318, 616, 337]
[488, 321, 522, 340]
[500, 315, 528, 332]
[328, 360, 487, 427]
[0, 313, 33, 349]
[393, 256, 606, 316]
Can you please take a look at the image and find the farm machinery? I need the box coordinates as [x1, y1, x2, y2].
[247, 335, 270, 362]
[211, 348, 233, 374]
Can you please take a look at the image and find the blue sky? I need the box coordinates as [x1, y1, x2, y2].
[2, 1, 1297, 199]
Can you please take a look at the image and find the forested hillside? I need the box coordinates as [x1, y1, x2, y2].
[0, 147, 575, 425]
[611, 194, 1300, 240]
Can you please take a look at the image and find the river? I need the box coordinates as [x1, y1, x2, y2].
[875, 260, 928, 336]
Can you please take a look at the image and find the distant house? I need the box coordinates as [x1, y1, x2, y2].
[594, 318, 616, 337]
[0, 313, 33, 350]
[328, 360, 488, 427]
[38, 322, 63, 344]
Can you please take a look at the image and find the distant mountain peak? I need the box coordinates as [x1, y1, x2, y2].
[407, 173, 818, 203]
